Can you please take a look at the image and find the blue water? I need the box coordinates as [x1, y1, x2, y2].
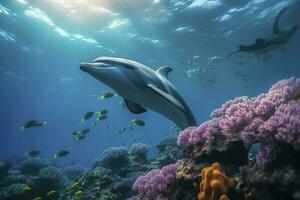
[0, 0, 299, 166]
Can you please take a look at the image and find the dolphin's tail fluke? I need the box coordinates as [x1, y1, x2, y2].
[273, 6, 292, 35]
[225, 49, 240, 58]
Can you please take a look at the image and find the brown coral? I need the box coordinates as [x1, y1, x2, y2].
[198, 162, 235, 200]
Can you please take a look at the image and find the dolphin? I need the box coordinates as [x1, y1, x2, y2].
[80, 57, 197, 130]
[227, 6, 298, 57]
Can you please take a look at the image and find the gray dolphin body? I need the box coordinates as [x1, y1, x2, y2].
[80, 57, 197, 130]
[227, 6, 297, 57]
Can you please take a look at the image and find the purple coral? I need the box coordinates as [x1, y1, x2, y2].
[260, 101, 300, 147]
[132, 162, 181, 199]
[100, 146, 129, 169]
[177, 77, 300, 166]
[130, 143, 151, 159]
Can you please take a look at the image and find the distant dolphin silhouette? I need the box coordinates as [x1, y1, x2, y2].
[227, 6, 298, 57]
[80, 57, 197, 130]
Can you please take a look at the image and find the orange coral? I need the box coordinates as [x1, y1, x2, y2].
[198, 162, 235, 200]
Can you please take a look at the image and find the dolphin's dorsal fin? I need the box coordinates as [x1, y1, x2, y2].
[273, 6, 291, 35]
[156, 66, 172, 79]
[124, 99, 147, 114]
[146, 84, 185, 112]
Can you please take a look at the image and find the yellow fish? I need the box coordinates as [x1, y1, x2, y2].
[33, 197, 43, 200]
[22, 186, 32, 193]
[47, 190, 57, 196]
[71, 182, 80, 189]
[74, 190, 84, 196]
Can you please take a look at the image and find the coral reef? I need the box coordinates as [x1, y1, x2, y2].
[99, 146, 129, 174]
[132, 162, 180, 200]
[130, 143, 151, 162]
[63, 165, 85, 181]
[198, 162, 235, 200]
[18, 158, 49, 176]
[178, 77, 300, 166]
[34, 166, 65, 192]
[1, 78, 299, 200]
[156, 136, 183, 167]
[174, 78, 300, 200]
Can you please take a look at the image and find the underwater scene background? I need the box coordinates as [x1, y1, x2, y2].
[0, 0, 300, 200]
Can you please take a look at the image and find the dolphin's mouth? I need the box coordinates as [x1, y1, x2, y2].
[80, 62, 91, 71]
[80, 62, 103, 72]
[80, 61, 116, 72]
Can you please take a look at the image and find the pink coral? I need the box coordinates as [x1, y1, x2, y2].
[260, 101, 300, 147]
[177, 119, 220, 145]
[177, 77, 300, 166]
[132, 162, 181, 199]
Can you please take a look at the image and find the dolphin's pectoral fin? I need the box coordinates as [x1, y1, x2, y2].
[156, 66, 172, 79]
[146, 84, 185, 112]
[124, 99, 147, 114]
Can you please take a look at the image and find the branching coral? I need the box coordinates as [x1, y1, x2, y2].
[130, 143, 151, 161]
[198, 163, 235, 200]
[132, 161, 181, 199]
[100, 146, 129, 169]
[177, 77, 300, 166]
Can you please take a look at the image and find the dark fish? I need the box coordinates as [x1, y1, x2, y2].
[74, 133, 86, 140]
[25, 150, 40, 157]
[131, 119, 145, 126]
[98, 92, 115, 100]
[81, 128, 90, 135]
[54, 150, 70, 159]
[81, 112, 94, 122]
[97, 115, 107, 121]
[72, 131, 79, 136]
[21, 120, 47, 131]
[99, 109, 108, 115]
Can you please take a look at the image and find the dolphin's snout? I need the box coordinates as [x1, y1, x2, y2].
[80, 62, 91, 71]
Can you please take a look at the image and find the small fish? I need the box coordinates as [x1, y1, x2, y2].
[21, 120, 47, 131]
[22, 186, 32, 192]
[99, 109, 108, 115]
[72, 131, 80, 136]
[105, 125, 109, 129]
[118, 128, 126, 134]
[54, 150, 70, 159]
[74, 133, 86, 140]
[71, 182, 80, 189]
[98, 92, 115, 100]
[97, 115, 107, 121]
[131, 119, 145, 126]
[25, 150, 40, 158]
[74, 190, 84, 196]
[81, 112, 94, 122]
[80, 128, 90, 135]
[33, 197, 43, 200]
[93, 122, 97, 127]
[47, 190, 58, 196]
